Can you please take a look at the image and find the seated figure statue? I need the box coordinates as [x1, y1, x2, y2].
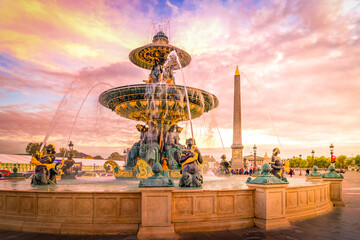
[30, 144, 58, 185]
[164, 124, 183, 170]
[179, 138, 203, 187]
[145, 58, 162, 84]
[139, 121, 159, 166]
[270, 147, 283, 179]
[59, 151, 75, 179]
[219, 154, 230, 176]
[126, 124, 148, 169]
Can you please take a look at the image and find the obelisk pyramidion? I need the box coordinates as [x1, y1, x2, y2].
[231, 66, 244, 169]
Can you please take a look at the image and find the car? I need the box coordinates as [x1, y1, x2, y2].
[0, 170, 11, 176]
[80, 172, 100, 178]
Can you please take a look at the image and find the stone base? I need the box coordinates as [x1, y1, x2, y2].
[254, 217, 290, 230]
[137, 225, 179, 239]
[174, 218, 254, 233]
[306, 176, 322, 182]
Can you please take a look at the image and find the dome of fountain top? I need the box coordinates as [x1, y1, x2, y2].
[129, 32, 191, 70]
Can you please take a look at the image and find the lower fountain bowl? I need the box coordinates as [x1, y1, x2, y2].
[99, 84, 219, 124]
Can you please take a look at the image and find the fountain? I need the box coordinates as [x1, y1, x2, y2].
[0, 29, 341, 237]
[100, 31, 218, 179]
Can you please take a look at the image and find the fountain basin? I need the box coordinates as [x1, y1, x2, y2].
[99, 84, 218, 124]
[0, 177, 334, 235]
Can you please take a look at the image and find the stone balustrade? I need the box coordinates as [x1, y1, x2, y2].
[0, 179, 342, 236]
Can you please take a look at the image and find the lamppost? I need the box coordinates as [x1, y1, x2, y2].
[253, 145, 257, 171]
[299, 154, 302, 176]
[69, 141, 74, 152]
[311, 150, 315, 168]
[330, 143, 335, 166]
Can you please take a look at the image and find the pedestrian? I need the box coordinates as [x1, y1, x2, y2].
[289, 169, 293, 177]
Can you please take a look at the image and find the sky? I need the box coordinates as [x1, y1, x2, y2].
[0, 0, 359, 159]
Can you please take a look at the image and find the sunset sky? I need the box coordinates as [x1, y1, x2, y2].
[0, 0, 359, 159]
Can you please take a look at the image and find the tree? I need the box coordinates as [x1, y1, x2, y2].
[335, 155, 346, 169]
[55, 148, 81, 158]
[108, 152, 123, 160]
[25, 142, 42, 155]
[354, 155, 360, 167]
[346, 158, 353, 168]
[93, 155, 103, 160]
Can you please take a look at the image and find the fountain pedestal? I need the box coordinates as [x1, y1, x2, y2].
[246, 163, 290, 230]
[246, 184, 290, 230]
[322, 165, 345, 206]
[137, 187, 178, 239]
[323, 178, 344, 206]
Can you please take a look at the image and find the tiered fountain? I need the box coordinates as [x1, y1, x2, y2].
[100, 31, 218, 179]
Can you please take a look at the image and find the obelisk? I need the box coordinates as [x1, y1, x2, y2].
[231, 66, 244, 169]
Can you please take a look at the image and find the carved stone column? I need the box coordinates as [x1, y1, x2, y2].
[246, 163, 290, 230]
[322, 165, 345, 206]
[137, 187, 178, 239]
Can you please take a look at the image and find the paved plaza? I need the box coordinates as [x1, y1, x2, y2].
[0, 171, 359, 240]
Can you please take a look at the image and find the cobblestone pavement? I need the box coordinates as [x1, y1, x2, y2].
[0, 172, 359, 240]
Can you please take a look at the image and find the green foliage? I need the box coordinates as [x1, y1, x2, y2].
[353, 155, 360, 166]
[335, 155, 347, 169]
[93, 155, 103, 159]
[25, 142, 42, 155]
[55, 147, 81, 158]
[107, 152, 123, 160]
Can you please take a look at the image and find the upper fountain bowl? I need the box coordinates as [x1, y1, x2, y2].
[99, 84, 218, 124]
[129, 31, 191, 70]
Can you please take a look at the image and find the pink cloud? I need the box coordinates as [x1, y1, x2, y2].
[0, 0, 359, 158]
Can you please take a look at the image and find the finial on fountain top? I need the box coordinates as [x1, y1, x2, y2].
[153, 31, 169, 44]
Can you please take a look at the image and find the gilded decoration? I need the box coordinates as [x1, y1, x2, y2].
[136, 159, 154, 178]
[170, 170, 181, 178]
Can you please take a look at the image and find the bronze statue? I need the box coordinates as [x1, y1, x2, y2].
[271, 147, 283, 179]
[126, 143, 140, 170]
[164, 124, 183, 170]
[146, 57, 163, 84]
[126, 124, 148, 169]
[59, 151, 76, 180]
[179, 138, 203, 187]
[30, 144, 58, 185]
[219, 154, 230, 176]
[139, 121, 159, 166]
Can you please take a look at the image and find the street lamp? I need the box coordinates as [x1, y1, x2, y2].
[253, 145, 257, 171]
[329, 143, 335, 165]
[68, 141, 74, 151]
[299, 154, 302, 176]
[311, 150, 315, 168]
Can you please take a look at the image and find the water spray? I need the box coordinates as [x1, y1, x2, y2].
[63, 82, 114, 158]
